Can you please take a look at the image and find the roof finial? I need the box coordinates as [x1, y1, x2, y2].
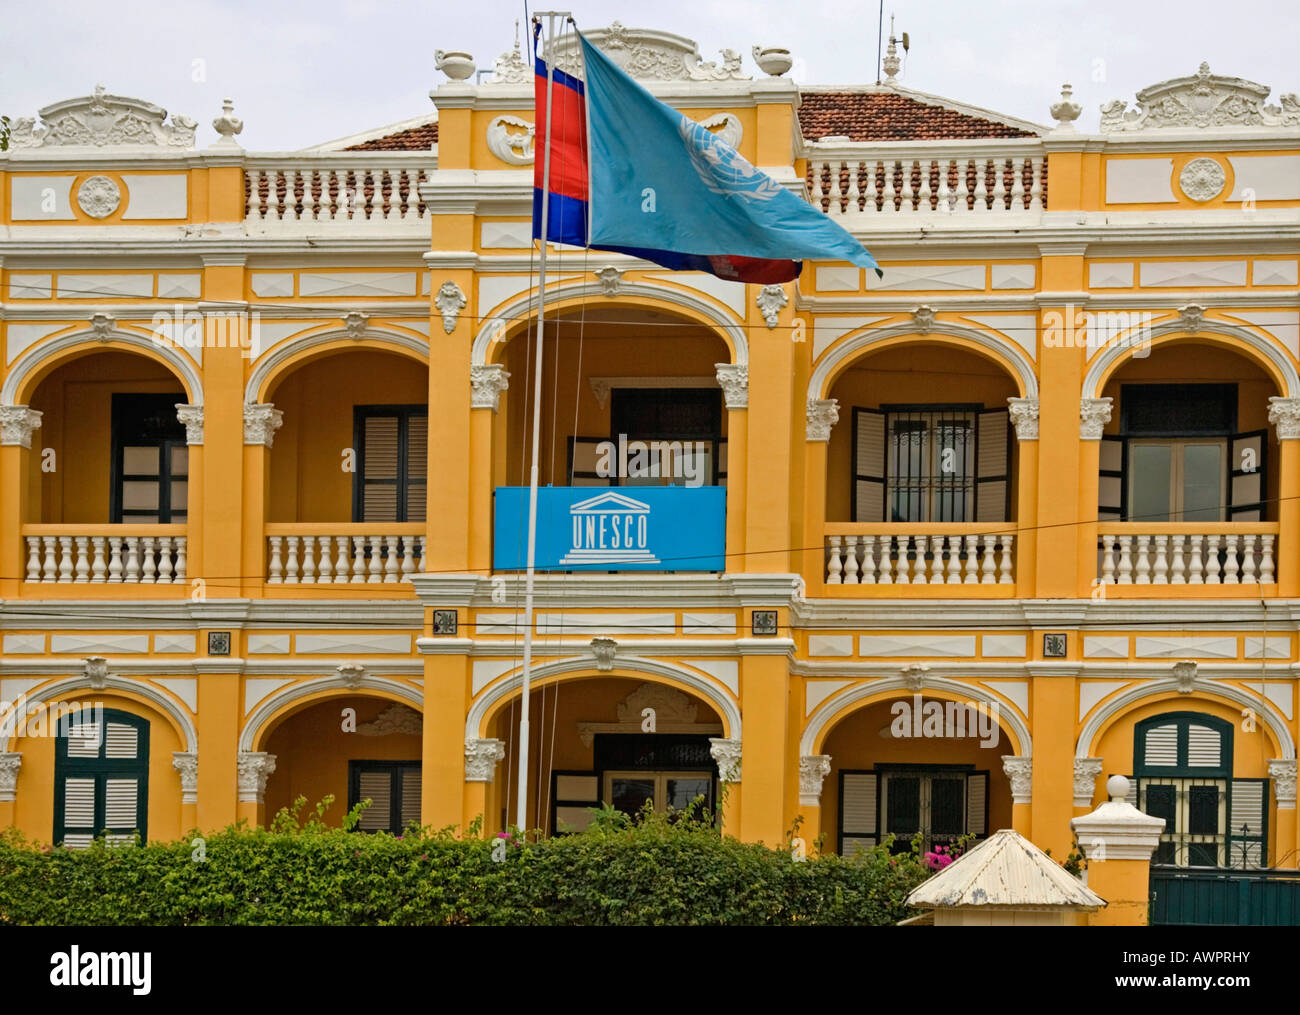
[882, 16, 900, 85]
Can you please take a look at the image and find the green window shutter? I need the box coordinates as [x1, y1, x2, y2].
[974, 408, 1010, 523]
[852, 409, 886, 522]
[966, 771, 989, 838]
[1227, 778, 1268, 868]
[839, 771, 878, 855]
[53, 709, 149, 848]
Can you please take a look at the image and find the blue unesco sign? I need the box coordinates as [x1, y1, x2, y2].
[493, 487, 726, 571]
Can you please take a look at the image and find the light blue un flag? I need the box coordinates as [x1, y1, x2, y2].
[576, 32, 880, 284]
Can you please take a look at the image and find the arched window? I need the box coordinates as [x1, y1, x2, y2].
[53, 708, 150, 848]
[1132, 712, 1267, 868]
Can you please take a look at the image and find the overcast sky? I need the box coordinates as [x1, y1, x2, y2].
[3, 0, 1297, 150]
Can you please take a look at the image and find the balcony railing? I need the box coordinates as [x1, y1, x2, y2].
[1097, 524, 1278, 586]
[244, 154, 431, 228]
[22, 525, 188, 584]
[265, 524, 426, 583]
[824, 524, 1014, 588]
[805, 139, 1046, 224]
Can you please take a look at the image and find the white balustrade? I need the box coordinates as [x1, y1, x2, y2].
[245, 159, 428, 226]
[1097, 531, 1276, 585]
[826, 532, 1014, 586]
[266, 532, 425, 584]
[807, 144, 1046, 221]
[23, 533, 188, 584]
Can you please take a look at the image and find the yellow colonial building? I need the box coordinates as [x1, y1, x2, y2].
[2, 24, 1299, 904]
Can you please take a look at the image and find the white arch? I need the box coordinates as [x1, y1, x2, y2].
[13, 676, 198, 753]
[244, 325, 429, 404]
[466, 656, 742, 741]
[2, 326, 203, 406]
[808, 320, 1038, 404]
[800, 675, 1032, 757]
[1082, 318, 1300, 399]
[1075, 678, 1295, 760]
[239, 674, 423, 752]
[472, 280, 749, 367]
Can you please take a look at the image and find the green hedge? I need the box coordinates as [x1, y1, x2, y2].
[0, 799, 929, 926]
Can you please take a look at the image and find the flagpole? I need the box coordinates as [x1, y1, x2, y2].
[516, 10, 569, 834]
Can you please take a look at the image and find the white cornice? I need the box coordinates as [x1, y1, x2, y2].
[0, 598, 423, 629]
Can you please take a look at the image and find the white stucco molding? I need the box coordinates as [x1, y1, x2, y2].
[12, 675, 198, 753]
[1082, 318, 1300, 400]
[472, 279, 749, 368]
[237, 751, 277, 803]
[244, 324, 429, 404]
[239, 673, 422, 752]
[172, 752, 198, 804]
[799, 754, 832, 806]
[799, 674, 1031, 758]
[465, 738, 506, 782]
[1075, 678, 1295, 761]
[709, 737, 742, 783]
[1269, 759, 1297, 809]
[466, 655, 741, 742]
[1073, 757, 1103, 808]
[0, 753, 21, 802]
[2, 325, 203, 406]
[808, 318, 1039, 405]
[1001, 755, 1033, 805]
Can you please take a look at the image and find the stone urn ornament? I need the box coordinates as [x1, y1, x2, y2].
[435, 50, 476, 81]
[752, 46, 793, 77]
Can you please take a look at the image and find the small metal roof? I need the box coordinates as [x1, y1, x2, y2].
[906, 829, 1106, 910]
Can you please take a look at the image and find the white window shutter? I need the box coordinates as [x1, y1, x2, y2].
[1228, 778, 1268, 868]
[105, 722, 139, 759]
[63, 777, 97, 831]
[853, 409, 886, 522]
[1186, 725, 1223, 768]
[1144, 724, 1180, 767]
[104, 778, 139, 830]
[840, 771, 879, 853]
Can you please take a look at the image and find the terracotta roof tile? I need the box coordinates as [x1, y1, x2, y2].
[798, 91, 1038, 141]
[346, 121, 438, 151]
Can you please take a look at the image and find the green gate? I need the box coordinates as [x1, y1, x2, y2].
[1150, 866, 1300, 925]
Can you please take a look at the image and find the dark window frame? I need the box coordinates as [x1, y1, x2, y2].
[346, 759, 421, 835]
[109, 393, 189, 524]
[53, 707, 150, 846]
[351, 404, 429, 523]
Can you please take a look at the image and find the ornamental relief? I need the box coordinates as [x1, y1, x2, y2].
[1178, 158, 1226, 202]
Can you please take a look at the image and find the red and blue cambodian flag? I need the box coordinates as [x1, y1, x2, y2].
[532, 29, 879, 285]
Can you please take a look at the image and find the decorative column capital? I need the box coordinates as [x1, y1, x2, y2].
[756, 284, 788, 328]
[236, 751, 277, 803]
[465, 738, 506, 782]
[0, 753, 21, 803]
[172, 752, 198, 805]
[435, 281, 467, 334]
[0, 406, 43, 448]
[243, 403, 283, 447]
[175, 404, 204, 446]
[1071, 774, 1166, 861]
[806, 398, 839, 442]
[1007, 396, 1039, 441]
[1079, 396, 1113, 440]
[470, 364, 511, 411]
[1268, 397, 1300, 440]
[1001, 755, 1033, 805]
[709, 737, 742, 784]
[799, 754, 832, 806]
[1270, 759, 1297, 809]
[1073, 757, 1103, 808]
[715, 363, 749, 409]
